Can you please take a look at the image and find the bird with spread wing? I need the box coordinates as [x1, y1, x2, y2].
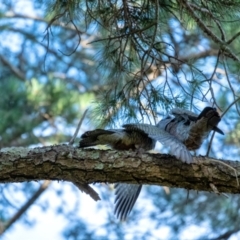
[79, 107, 223, 220]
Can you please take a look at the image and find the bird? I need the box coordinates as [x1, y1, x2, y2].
[79, 121, 193, 219]
[79, 107, 223, 220]
[157, 107, 223, 150]
[79, 123, 193, 163]
[114, 107, 223, 220]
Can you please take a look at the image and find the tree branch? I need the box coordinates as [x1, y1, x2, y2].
[179, 0, 240, 62]
[0, 145, 239, 196]
[0, 180, 51, 235]
[0, 55, 26, 81]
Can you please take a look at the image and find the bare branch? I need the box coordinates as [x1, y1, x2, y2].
[0, 180, 51, 235]
[69, 108, 89, 146]
[0, 145, 239, 195]
[68, 109, 100, 201]
[209, 228, 240, 240]
[0, 55, 26, 81]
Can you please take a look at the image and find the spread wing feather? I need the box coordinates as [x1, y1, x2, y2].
[114, 184, 142, 220]
[123, 124, 193, 164]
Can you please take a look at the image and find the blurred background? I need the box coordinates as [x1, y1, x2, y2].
[1, 0, 240, 239]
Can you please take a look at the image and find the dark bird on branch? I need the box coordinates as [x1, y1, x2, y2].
[79, 123, 193, 163]
[79, 107, 223, 220]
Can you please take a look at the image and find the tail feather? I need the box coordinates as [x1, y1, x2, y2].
[81, 129, 114, 138]
[79, 129, 115, 148]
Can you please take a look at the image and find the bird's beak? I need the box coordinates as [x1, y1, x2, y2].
[213, 126, 224, 135]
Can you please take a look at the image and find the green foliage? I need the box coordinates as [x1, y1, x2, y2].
[23, 0, 240, 124]
[0, 77, 94, 147]
[93, 82, 188, 127]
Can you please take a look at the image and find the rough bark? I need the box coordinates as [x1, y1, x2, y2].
[0, 144, 239, 194]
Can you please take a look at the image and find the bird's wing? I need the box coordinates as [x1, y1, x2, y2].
[171, 108, 198, 117]
[114, 183, 142, 220]
[123, 124, 193, 164]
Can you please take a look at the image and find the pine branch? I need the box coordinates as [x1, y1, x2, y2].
[179, 0, 240, 62]
[0, 145, 239, 195]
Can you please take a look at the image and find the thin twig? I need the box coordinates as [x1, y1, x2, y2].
[179, 0, 240, 62]
[69, 108, 101, 201]
[221, 97, 240, 119]
[227, 31, 240, 45]
[206, 131, 216, 157]
[69, 108, 89, 146]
